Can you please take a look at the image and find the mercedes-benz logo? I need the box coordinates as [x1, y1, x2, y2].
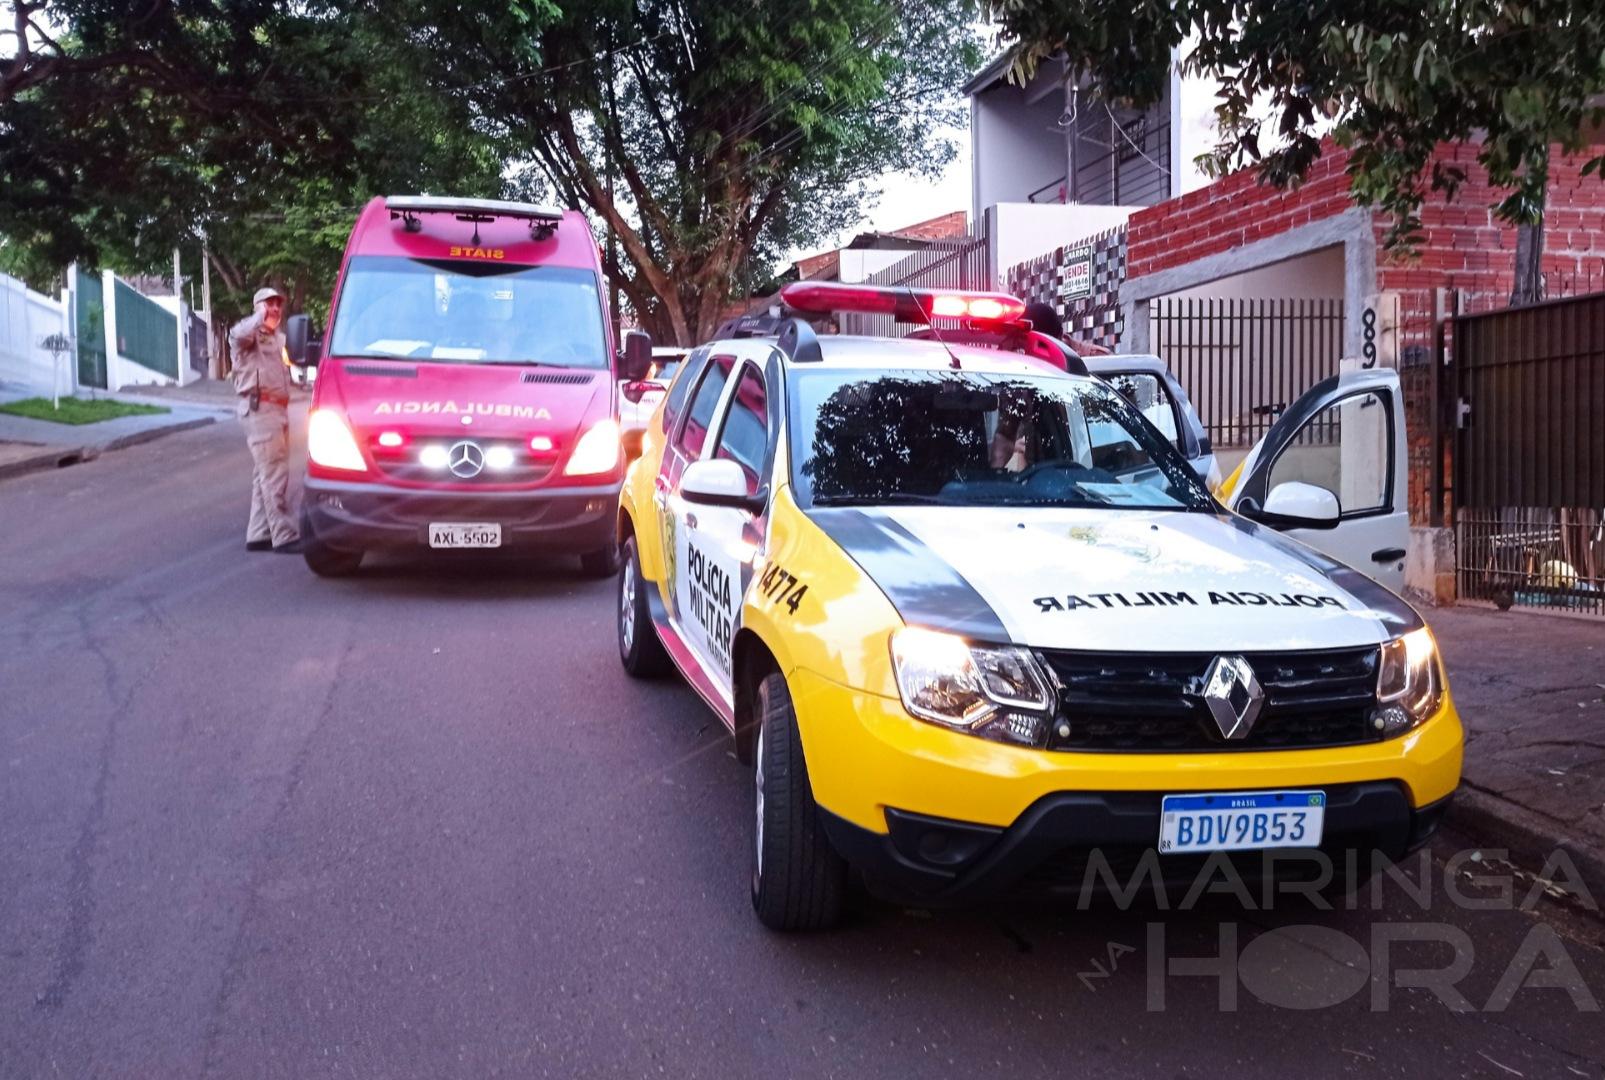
[1200, 655, 1265, 740]
[447, 440, 485, 478]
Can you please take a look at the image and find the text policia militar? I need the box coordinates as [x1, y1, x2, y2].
[1033, 590, 1347, 613]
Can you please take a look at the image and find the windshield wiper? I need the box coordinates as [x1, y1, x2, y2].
[811, 493, 955, 507]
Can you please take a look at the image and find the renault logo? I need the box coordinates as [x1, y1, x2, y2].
[448, 440, 485, 478]
[1200, 655, 1265, 740]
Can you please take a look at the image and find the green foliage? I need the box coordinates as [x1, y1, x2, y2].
[983, 0, 1605, 250]
[0, 397, 168, 425]
[416, 0, 982, 343]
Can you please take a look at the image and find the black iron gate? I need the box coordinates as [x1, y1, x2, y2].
[1151, 297, 1345, 448]
[1453, 292, 1605, 615]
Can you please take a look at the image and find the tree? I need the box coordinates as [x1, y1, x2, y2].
[1, 2, 508, 327]
[417, 0, 981, 344]
[983, 0, 1605, 304]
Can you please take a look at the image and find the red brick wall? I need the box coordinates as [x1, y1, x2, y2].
[1126, 147, 1355, 278]
[1379, 142, 1605, 328]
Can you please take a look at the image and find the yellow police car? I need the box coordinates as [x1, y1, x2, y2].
[615, 282, 1462, 931]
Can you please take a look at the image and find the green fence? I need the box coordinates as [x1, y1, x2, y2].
[113, 279, 178, 378]
[75, 271, 108, 389]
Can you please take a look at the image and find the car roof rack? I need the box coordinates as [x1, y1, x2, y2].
[386, 195, 563, 241]
[709, 311, 788, 340]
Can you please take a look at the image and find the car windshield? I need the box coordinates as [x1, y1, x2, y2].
[328, 255, 607, 368]
[790, 370, 1214, 511]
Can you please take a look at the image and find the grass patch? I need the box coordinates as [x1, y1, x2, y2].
[0, 397, 170, 425]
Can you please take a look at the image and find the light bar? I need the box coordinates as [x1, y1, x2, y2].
[780, 281, 1027, 325]
[385, 195, 563, 222]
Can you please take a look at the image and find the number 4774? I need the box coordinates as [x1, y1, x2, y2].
[758, 563, 808, 615]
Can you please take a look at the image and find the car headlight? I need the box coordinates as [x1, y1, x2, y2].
[1373, 627, 1443, 736]
[307, 409, 367, 472]
[889, 627, 1056, 747]
[563, 418, 622, 476]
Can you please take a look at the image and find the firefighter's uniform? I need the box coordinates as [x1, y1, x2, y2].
[231, 287, 299, 550]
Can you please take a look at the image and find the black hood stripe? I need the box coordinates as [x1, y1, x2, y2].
[1229, 514, 1425, 635]
[807, 508, 1011, 641]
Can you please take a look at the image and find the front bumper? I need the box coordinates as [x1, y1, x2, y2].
[787, 667, 1463, 897]
[302, 476, 619, 554]
[820, 785, 1453, 904]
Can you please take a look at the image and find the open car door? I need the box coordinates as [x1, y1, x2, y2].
[1226, 365, 1409, 592]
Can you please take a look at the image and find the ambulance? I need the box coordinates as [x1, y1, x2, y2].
[286, 196, 653, 577]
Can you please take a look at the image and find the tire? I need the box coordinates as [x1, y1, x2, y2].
[617, 534, 672, 678]
[751, 671, 847, 931]
[579, 541, 622, 579]
[300, 510, 362, 577]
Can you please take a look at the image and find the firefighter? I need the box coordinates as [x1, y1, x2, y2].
[232, 287, 301, 552]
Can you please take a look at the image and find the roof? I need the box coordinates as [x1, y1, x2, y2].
[781, 334, 1076, 379]
[346, 196, 598, 270]
[961, 50, 1019, 97]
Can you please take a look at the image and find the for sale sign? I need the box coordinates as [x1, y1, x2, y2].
[1058, 246, 1093, 301]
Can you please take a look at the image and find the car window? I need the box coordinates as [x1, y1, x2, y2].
[1102, 372, 1181, 448]
[661, 354, 701, 434]
[1267, 390, 1391, 515]
[713, 366, 769, 494]
[789, 370, 1212, 511]
[675, 355, 734, 459]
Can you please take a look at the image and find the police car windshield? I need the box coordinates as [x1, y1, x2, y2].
[328, 256, 608, 368]
[790, 370, 1213, 511]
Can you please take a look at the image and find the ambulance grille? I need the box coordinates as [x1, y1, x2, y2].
[346, 364, 418, 378]
[1038, 646, 1382, 752]
[521, 372, 594, 385]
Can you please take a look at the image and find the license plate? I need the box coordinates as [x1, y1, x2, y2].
[428, 522, 502, 548]
[1159, 790, 1325, 854]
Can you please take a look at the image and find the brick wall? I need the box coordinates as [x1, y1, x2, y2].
[1126, 147, 1354, 278]
[1379, 141, 1605, 328]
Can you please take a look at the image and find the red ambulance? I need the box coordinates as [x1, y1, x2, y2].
[286, 196, 652, 577]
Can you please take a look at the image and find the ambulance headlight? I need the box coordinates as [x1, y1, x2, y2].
[307, 410, 367, 472]
[890, 628, 1055, 747]
[563, 418, 622, 476]
[1373, 627, 1442, 735]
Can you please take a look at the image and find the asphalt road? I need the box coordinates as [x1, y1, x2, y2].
[3, 417, 1604, 1080]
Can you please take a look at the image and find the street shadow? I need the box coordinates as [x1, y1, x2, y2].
[310, 550, 616, 602]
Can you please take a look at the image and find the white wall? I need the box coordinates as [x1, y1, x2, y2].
[839, 249, 923, 284]
[1167, 245, 1345, 301]
[0, 272, 73, 396]
[970, 73, 1070, 219]
[993, 202, 1137, 283]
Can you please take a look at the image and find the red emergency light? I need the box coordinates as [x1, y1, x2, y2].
[779, 282, 1027, 326]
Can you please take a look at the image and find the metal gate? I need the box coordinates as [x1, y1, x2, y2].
[838, 227, 992, 338]
[1453, 293, 1605, 615]
[1151, 297, 1345, 448]
[75, 271, 107, 389]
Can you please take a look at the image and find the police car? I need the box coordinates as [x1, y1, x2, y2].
[614, 281, 1461, 930]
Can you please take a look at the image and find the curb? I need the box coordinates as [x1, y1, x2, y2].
[0, 445, 93, 481]
[1445, 786, 1605, 906]
[0, 416, 217, 483]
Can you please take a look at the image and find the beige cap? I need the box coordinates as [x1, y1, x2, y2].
[253, 286, 285, 305]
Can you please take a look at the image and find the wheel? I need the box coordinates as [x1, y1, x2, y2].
[617, 534, 672, 677]
[299, 510, 362, 577]
[751, 671, 847, 931]
[579, 541, 622, 578]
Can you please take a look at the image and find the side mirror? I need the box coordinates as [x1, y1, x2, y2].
[680, 459, 767, 514]
[620, 329, 654, 381]
[620, 379, 665, 405]
[285, 314, 313, 365]
[1253, 481, 1340, 529]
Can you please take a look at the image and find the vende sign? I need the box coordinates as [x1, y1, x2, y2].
[1058, 246, 1092, 301]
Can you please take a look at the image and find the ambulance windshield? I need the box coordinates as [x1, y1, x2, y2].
[328, 256, 608, 368]
[790, 371, 1213, 511]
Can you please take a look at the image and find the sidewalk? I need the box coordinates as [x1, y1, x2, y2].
[0, 380, 235, 481]
[1427, 604, 1605, 897]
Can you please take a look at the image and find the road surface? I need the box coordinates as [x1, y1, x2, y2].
[2, 418, 1602, 1078]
